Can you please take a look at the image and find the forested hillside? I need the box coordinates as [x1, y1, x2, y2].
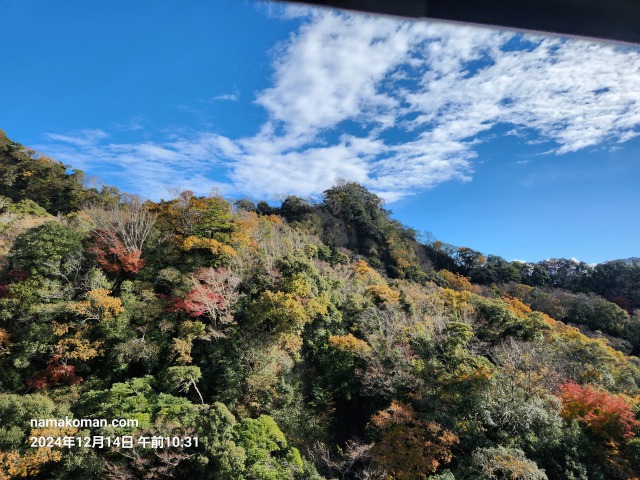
[1, 129, 639, 479]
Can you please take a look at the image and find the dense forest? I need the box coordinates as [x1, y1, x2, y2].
[1, 129, 639, 479]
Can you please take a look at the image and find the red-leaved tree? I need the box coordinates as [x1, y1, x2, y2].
[559, 382, 639, 444]
[174, 267, 240, 330]
[26, 351, 83, 389]
[88, 229, 145, 275]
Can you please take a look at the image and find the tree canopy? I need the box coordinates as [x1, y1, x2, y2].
[0, 130, 639, 479]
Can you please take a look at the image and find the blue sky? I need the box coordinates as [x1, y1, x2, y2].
[2, 0, 640, 264]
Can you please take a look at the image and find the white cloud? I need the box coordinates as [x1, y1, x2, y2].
[228, 134, 379, 197]
[228, 10, 640, 201]
[45, 129, 109, 147]
[38, 8, 640, 202]
[256, 11, 430, 137]
[33, 133, 235, 200]
[208, 93, 239, 102]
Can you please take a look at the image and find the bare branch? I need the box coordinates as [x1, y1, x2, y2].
[84, 194, 156, 253]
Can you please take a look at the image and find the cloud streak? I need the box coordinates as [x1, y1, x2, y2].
[38, 8, 640, 202]
[34, 130, 236, 199]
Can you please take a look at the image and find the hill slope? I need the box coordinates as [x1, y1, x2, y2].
[0, 131, 639, 480]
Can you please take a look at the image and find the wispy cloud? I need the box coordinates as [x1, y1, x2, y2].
[208, 93, 239, 102]
[33, 132, 235, 199]
[114, 120, 145, 132]
[38, 8, 640, 202]
[45, 129, 109, 147]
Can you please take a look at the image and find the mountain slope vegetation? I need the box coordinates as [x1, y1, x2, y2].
[1, 130, 639, 479]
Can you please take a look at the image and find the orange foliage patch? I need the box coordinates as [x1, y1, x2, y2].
[438, 269, 479, 293]
[265, 214, 283, 225]
[88, 229, 145, 275]
[230, 211, 261, 250]
[328, 333, 372, 354]
[0, 426, 78, 480]
[559, 382, 639, 444]
[353, 259, 378, 282]
[67, 288, 124, 321]
[0, 328, 9, 356]
[365, 284, 400, 305]
[182, 236, 236, 257]
[369, 401, 459, 480]
[353, 260, 400, 304]
[502, 295, 533, 318]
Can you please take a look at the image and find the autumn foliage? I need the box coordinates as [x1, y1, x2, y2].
[2, 146, 640, 480]
[353, 259, 401, 304]
[438, 269, 479, 293]
[0, 329, 9, 356]
[88, 229, 145, 275]
[25, 352, 83, 389]
[0, 446, 63, 480]
[369, 400, 459, 479]
[559, 382, 639, 443]
[328, 333, 372, 354]
[173, 268, 240, 329]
